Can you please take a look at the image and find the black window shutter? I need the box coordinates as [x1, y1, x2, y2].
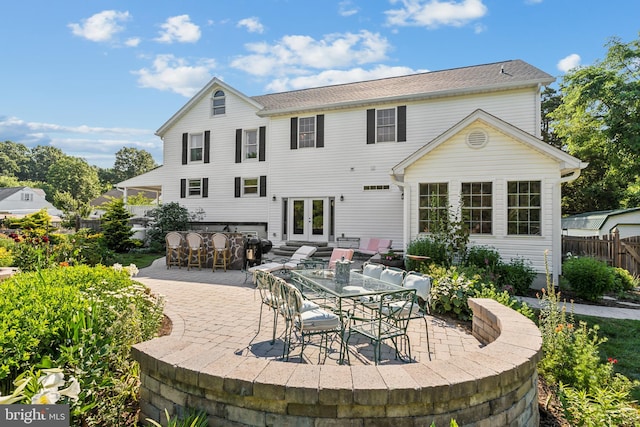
[290, 117, 298, 150]
[397, 106, 406, 142]
[180, 179, 186, 198]
[259, 175, 267, 197]
[202, 178, 209, 198]
[366, 109, 375, 144]
[234, 177, 241, 198]
[182, 133, 188, 164]
[235, 129, 242, 163]
[259, 126, 266, 161]
[204, 131, 211, 163]
[316, 115, 324, 148]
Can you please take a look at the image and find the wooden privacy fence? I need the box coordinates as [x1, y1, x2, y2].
[562, 229, 640, 276]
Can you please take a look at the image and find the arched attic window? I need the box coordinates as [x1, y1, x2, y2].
[212, 90, 226, 116]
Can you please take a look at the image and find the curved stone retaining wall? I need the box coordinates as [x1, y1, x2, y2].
[133, 298, 541, 426]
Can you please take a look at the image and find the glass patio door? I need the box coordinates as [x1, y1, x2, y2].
[290, 198, 328, 242]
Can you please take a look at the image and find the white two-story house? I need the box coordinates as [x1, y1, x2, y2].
[118, 59, 587, 282]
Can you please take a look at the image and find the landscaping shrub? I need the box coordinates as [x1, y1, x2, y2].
[100, 198, 135, 253]
[465, 245, 501, 271]
[0, 264, 164, 425]
[405, 236, 448, 271]
[146, 202, 190, 249]
[428, 265, 479, 321]
[562, 256, 614, 301]
[610, 267, 638, 294]
[496, 257, 537, 295]
[537, 262, 640, 426]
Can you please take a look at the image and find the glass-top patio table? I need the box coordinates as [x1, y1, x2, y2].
[290, 269, 416, 363]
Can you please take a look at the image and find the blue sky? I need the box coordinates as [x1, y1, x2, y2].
[1, 0, 638, 169]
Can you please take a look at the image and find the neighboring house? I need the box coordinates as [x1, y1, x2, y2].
[0, 186, 63, 223]
[118, 59, 587, 283]
[562, 208, 640, 239]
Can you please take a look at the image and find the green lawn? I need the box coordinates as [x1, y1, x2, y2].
[114, 252, 164, 269]
[573, 314, 640, 401]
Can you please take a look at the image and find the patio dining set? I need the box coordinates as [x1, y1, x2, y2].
[250, 246, 433, 365]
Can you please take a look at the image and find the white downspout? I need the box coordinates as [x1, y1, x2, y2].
[390, 172, 409, 252]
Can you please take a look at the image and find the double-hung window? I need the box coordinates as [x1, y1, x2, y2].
[462, 182, 493, 234]
[243, 178, 258, 195]
[298, 117, 315, 148]
[418, 183, 448, 233]
[366, 106, 406, 144]
[212, 90, 225, 116]
[376, 108, 396, 142]
[245, 130, 258, 159]
[190, 134, 203, 162]
[188, 179, 202, 197]
[507, 181, 541, 235]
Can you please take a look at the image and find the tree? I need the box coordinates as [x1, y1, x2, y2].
[47, 156, 101, 204]
[112, 147, 157, 183]
[28, 145, 65, 182]
[551, 34, 640, 213]
[53, 191, 92, 231]
[0, 141, 29, 179]
[100, 198, 134, 253]
[146, 202, 190, 250]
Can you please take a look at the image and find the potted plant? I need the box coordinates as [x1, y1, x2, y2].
[380, 250, 404, 268]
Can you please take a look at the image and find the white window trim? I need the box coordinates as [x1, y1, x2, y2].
[376, 107, 396, 143]
[298, 116, 316, 148]
[212, 90, 226, 116]
[244, 129, 258, 161]
[190, 133, 203, 163]
[187, 178, 203, 198]
[243, 177, 259, 196]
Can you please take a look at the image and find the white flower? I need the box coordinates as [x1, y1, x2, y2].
[32, 390, 61, 404]
[112, 263, 123, 271]
[126, 264, 139, 277]
[38, 372, 64, 390]
[0, 393, 24, 404]
[59, 377, 80, 401]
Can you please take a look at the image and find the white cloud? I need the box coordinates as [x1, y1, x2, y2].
[230, 30, 391, 77]
[155, 15, 201, 43]
[557, 54, 581, 72]
[237, 17, 265, 34]
[68, 10, 131, 42]
[525, 0, 543, 4]
[132, 54, 216, 97]
[385, 0, 488, 28]
[125, 37, 141, 47]
[338, 0, 359, 16]
[265, 65, 424, 92]
[0, 116, 159, 168]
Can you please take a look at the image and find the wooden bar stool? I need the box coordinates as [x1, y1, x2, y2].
[186, 232, 204, 270]
[212, 233, 231, 271]
[165, 232, 183, 269]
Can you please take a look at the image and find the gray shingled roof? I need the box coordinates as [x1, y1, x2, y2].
[562, 208, 640, 230]
[251, 59, 554, 114]
[0, 187, 23, 202]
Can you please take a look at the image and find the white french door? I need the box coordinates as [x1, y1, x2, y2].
[289, 198, 329, 242]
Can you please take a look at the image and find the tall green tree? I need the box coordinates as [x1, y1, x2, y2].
[0, 141, 29, 179]
[47, 156, 101, 204]
[112, 147, 157, 183]
[551, 34, 640, 213]
[28, 145, 65, 182]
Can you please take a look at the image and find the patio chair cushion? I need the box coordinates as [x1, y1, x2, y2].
[403, 274, 431, 301]
[380, 268, 405, 286]
[300, 308, 341, 331]
[362, 263, 384, 279]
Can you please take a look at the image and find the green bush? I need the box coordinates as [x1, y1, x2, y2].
[496, 257, 537, 295]
[610, 267, 638, 294]
[562, 256, 614, 301]
[465, 245, 501, 271]
[428, 265, 478, 321]
[146, 202, 190, 249]
[406, 236, 448, 271]
[0, 265, 164, 425]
